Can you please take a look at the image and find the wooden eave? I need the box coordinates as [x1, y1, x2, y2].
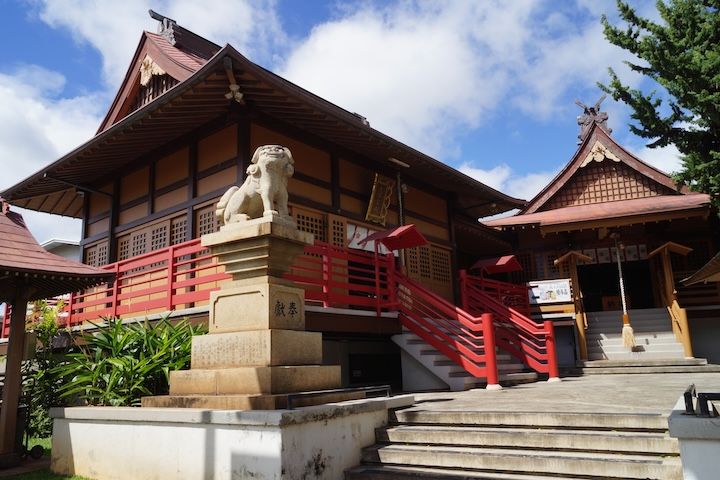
[2, 45, 524, 220]
[522, 124, 687, 215]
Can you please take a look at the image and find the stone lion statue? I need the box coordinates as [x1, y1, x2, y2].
[216, 145, 294, 225]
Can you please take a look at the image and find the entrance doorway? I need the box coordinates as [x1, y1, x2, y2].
[577, 260, 654, 312]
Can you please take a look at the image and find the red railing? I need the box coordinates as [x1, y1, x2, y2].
[1, 239, 397, 337]
[460, 270, 558, 378]
[393, 272, 499, 384]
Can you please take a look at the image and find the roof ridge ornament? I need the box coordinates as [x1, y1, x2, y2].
[149, 9, 177, 45]
[0, 197, 8, 215]
[575, 94, 611, 144]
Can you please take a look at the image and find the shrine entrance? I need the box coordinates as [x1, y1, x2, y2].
[577, 260, 654, 312]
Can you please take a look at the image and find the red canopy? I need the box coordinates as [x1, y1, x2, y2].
[471, 255, 523, 275]
[359, 224, 428, 251]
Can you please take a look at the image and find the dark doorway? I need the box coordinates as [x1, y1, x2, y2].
[577, 260, 654, 312]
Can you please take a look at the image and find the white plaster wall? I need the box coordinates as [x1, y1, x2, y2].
[678, 439, 720, 480]
[50, 396, 413, 480]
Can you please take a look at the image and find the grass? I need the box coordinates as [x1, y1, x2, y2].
[27, 437, 52, 456]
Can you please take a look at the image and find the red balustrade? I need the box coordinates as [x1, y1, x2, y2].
[393, 272, 499, 384]
[459, 270, 559, 378]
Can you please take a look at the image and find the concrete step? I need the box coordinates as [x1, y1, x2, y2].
[346, 464, 608, 479]
[587, 349, 685, 359]
[390, 410, 670, 431]
[578, 364, 720, 375]
[587, 344, 685, 354]
[360, 444, 682, 479]
[377, 425, 679, 454]
[580, 358, 708, 368]
[586, 332, 679, 343]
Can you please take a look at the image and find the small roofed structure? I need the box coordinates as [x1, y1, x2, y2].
[470, 255, 523, 276]
[0, 199, 114, 466]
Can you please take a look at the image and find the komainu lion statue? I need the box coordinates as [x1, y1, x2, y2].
[216, 145, 294, 225]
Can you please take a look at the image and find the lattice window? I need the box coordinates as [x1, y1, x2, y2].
[85, 247, 98, 267]
[542, 162, 674, 211]
[418, 246, 432, 280]
[431, 248, 451, 283]
[171, 217, 187, 245]
[131, 74, 179, 112]
[329, 215, 347, 247]
[96, 242, 109, 266]
[131, 232, 147, 258]
[196, 207, 220, 236]
[405, 247, 420, 277]
[118, 237, 130, 261]
[149, 224, 168, 251]
[294, 208, 327, 243]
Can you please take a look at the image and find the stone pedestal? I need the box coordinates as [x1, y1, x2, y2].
[143, 216, 353, 410]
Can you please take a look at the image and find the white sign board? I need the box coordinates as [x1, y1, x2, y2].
[528, 279, 572, 305]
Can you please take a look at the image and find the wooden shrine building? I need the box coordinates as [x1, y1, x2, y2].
[0, 12, 524, 390]
[484, 105, 720, 364]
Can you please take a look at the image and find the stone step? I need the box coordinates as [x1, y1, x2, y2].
[587, 351, 688, 361]
[578, 364, 720, 375]
[588, 344, 684, 354]
[580, 358, 708, 368]
[390, 410, 670, 431]
[586, 308, 669, 319]
[345, 464, 605, 480]
[360, 444, 682, 479]
[586, 332, 679, 343]
[376, 425, 679, 454]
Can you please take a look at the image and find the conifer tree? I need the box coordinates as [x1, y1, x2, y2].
[600, 1, 720, 205]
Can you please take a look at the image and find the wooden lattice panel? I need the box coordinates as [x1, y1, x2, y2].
[170, 217, 187, 245]
[96, 242, 109, 267]
[196, 206, 220, 236]
[543, 161, 674, 210]
[294, 207, 327, 243]
[85, 246, 97, 267]
[118, 237, 130, 261]
[150, 224, 168, 252]
[329, 215, 347, 247]
[430, 247, 452, 284]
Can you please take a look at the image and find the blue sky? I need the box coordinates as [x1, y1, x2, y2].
[0, 0, 682, 243]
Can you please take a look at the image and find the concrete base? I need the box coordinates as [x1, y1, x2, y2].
[51, 395, 414, 480]
[142, 390, 365, 410]
[668, 395, 720, 480]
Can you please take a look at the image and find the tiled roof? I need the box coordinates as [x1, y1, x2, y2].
[0, 205, 114, 301]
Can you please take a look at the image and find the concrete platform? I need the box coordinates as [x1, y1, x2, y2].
[408, 371, 720, 415]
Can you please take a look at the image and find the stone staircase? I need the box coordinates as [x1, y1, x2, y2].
[586, 308, 686, 360]
[346, 409, 682, 479]
[393, 332, 537, 391]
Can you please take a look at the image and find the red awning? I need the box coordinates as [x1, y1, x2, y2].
[471, 255, 523, 275]
[359, 224, 428, 251]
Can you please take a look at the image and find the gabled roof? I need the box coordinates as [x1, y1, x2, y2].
[98, 22, 219, 132]
[0, 203, 114, 301]
[522, 123, 685, 215]
[1, 27, 523, 220]
[683, 250, 720, 286]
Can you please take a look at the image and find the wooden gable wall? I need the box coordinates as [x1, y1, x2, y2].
[541, 160, 677, 211]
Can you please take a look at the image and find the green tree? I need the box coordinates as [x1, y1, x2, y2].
[600, 0, 720, 204]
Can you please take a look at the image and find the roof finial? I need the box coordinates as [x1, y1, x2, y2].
[0, 197, 9, 215]
[149, 9, 177, 45]
[575, 94, 611, 144]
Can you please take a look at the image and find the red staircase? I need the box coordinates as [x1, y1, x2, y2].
[460, 271, 559, 379]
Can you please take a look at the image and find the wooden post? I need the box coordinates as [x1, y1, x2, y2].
[0, 291, 29, 456]
[568, 256, 588, 361]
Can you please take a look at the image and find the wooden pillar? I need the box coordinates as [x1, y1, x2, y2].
[0, 290, 29, 455]
[568, 257, 588, 361]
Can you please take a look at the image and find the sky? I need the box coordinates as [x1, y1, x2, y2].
[0, 0, 684, 244]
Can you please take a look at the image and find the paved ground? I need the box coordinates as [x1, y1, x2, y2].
[410, 372, 720, 415]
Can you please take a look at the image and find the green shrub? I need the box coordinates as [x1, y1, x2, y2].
[53, 317, 205, 407]
[23, 300, 67, 437]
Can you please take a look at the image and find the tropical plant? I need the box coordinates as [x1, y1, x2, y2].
[53, 317, 205, 407]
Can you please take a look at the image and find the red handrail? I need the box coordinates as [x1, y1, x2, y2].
[393, 272, 499, 385]
[459, 270, 559, 379]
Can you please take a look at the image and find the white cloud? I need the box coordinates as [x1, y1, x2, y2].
[35, 0, 285, 87]
[459, 162, 558, 201]
[631, 144, 683, 175]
